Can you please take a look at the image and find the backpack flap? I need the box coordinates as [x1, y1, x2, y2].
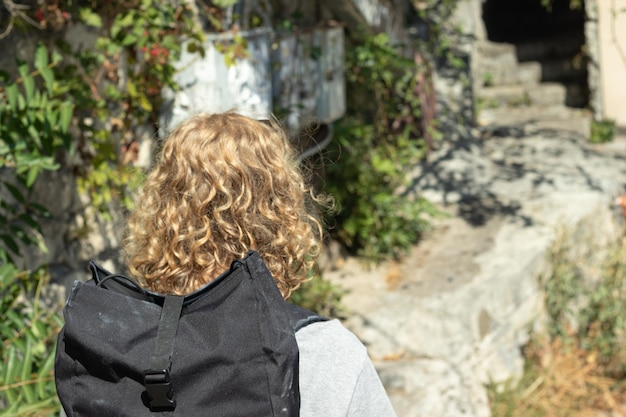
[55, 251, 308, 417]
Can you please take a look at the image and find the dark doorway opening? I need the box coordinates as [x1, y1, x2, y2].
[482, 0, 588, 108]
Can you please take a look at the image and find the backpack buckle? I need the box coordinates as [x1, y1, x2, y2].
[143, 369, 176, 411]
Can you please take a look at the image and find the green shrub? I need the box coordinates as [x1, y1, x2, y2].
[326, 120, 437, 262]
[325, 33, 439, 262]
[0, 268, 63, 416]
[490, 230, 626, 416]
[589, 119, 616, 144]
[541, 231, 585, 340]
[541, 230, 626, 364]
[0, 3, 202, 414]
[579, 238, 626, 363]
[0, 41, 69, 417]
[290, 273, 345, 318]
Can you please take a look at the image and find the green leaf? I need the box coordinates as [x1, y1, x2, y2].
[31, 89, 43, 109]
[51, 50, 63, 65]
[19, 338, 36, 404]
[59, 103, 73, 133]
[117, 12, 135, 29]
[110, 22, 121, 40]
[0, 234, 20, 254]
[127, 80, 137, 97]
[121, 33, 138, 46]
[5, 83, 18, 111]
[30, 320, 45, 340]
[0, 262, 17, 280]
[0, 400, 19, 417]
[10, 224, 32, 246]
[17, 90, 26, 110]
[4, 346, 18, 385]
[17, 62, 28, 80]
[26, 166, 39, 188]
[44, 109, 58, 139]
[27, 125, 42, 150]
[132, 25, 146, 39]
[106, 42, 122, 55]
[371, 153, 397, 175]
[20, 72, 35, 102]
[40, 158, 60, 170]
[34, 44, 49, 73]
[213, 0, 239, 7]
[6, 310, 25, 335]
[36, 349, 56, 398]
[2, 181, 25, 204]
[40, 67, 54, 95]
[29, 202, 51, 218]
[138, 95, 153, 112]
[79, 8, 103, 27]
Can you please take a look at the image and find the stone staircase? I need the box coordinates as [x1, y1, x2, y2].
[474, 41, 590, 135]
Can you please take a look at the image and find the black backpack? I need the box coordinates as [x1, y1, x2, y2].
[55, 251, 325, 416]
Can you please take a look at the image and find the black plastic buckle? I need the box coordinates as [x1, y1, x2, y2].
[143, 369, 176, 411]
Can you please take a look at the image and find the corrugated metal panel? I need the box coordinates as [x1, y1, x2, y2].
[161, 23, 346, 134]
[271, 30, 318, 132]
[271, 26, 346, 132]
[162, 28, 273, 131]
[313, 27, 346, 125]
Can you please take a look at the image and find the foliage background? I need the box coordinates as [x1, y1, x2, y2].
[1, 1, 624, 416]
[0, 0, 448, 413]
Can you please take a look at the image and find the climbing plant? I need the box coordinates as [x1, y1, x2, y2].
[0, 42, 72, 415]
[0, 43, 72, 261]
[319, 0, 471, 262]
[0, 0, 469, 410]
[71, 1, 204, 212]
[0, 268, 64, 416]
[0, 0, 203, 412]
[325, 31, 441, 262]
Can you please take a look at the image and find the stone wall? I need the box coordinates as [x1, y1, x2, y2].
[596, 0, 626, 132]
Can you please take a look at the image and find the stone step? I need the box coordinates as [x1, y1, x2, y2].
[475, 42, 517, 79]
[477, 82, 567, 108]
[476, 41, 586, 88]
[516, 30, 585, 62]
[477, 104, 591, 135]
[475, 42, 542, 86]
[541, 57, 587, 83]
[564, 83, 589, 108]
[477, 61, 543, 87]
[476, 40, 517, 62]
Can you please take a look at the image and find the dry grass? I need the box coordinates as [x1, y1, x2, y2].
[491, 336, 626, 417]
[490, 229, 626, 417]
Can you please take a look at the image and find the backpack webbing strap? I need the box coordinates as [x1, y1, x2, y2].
[143, 295, 184, 412]
[293, 314, 327, 332]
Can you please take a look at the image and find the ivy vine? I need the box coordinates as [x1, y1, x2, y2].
[0, 0, 203, 413]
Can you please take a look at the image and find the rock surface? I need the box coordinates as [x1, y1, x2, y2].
[324, 116, 626, 416]
[320, 15, 626, 415]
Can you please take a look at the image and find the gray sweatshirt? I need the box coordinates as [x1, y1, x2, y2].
[296, 319, 398, 417]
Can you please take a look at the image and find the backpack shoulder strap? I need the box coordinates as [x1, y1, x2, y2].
[242, 250, 329, 333]
[284, 302, 328, 332]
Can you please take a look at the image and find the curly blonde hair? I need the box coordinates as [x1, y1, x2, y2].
[122, 112, 324, 297]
